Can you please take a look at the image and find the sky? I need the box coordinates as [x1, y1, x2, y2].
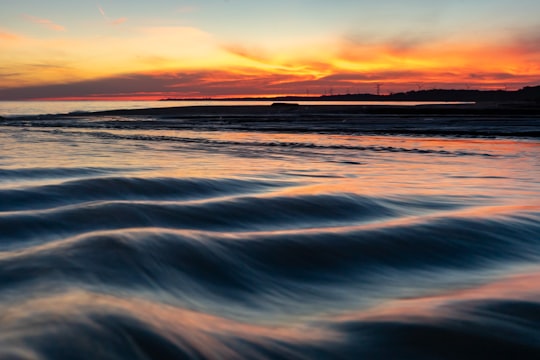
[1, 0, 540, 100]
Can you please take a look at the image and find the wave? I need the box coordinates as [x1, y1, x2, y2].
[0, 176, 292, 211]
[1, 183, 500, 247]
[2, 111, 539, 138]
[2, 294, 539, 359]
[1, 114, 539, 358]
[0, 167, 117, 181]
[0, 210, 539, 359]
[11, 127, 496, 157]
[2, 294, 540, 359]
[1, 203, 538, 300]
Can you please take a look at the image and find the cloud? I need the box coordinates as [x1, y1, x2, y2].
[339, 31, 441, 65]
[510, 27, 540, 54]
[0, 31, 19, 40]
[0, 70, 307, 100]
[98, 5, 127, 26]
[23, 15, 65, 32]
[110, 17, 127, 25]
[98, 5, 106, 17]
[2, 67, 539, 101]
[2, 18, 540, 100]
[223, 44, 271, 64]
[383, 33, 437, 55]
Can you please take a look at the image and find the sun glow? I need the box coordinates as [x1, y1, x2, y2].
[1, 2, 540, 100]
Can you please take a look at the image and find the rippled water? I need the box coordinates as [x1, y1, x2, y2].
[1, 113, 539, 359]
[0, 100, 463, 117]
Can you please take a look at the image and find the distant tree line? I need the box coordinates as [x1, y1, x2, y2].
[162, 85, 540, 102]
[317, 85, 540, 102]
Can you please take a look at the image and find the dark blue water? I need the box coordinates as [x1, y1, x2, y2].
[1, 112, 539, 359]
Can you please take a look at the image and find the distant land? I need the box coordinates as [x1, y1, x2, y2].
[162, 85, 540, 103]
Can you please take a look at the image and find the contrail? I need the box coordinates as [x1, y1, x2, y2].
[97, 4, 127, 25]
[98, 5, 107, 19]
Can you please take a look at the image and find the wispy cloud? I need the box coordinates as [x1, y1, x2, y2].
[23, 15, 65, 32]
[223, 44, 270, 64]
[0, 31, 19, 40]
[510, 27, 540, 54]
[98, 5, 127, 26]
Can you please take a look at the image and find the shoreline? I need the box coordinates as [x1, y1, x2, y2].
[86, 102, 540, 117]
[3, 103, 539, 138]
[88, 103, 540, 138]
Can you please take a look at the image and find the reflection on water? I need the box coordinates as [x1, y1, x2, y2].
[0, 100, 468, 117]
[0, 116, 539, 358]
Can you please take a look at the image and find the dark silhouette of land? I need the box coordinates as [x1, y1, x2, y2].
[161, 85, 540, 103]
[36, 96, 533, 138]
[4, 86, 538, 138]
[4, 86, 538, 137]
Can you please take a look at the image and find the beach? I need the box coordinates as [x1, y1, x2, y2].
[4, 103, 540, 137]
[0, 103, 539, 358]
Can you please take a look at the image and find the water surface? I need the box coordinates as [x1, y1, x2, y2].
[0, 111, 539, 359]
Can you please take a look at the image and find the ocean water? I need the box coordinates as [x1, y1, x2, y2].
[0, 107, 539, 359]
[0, 100, 466, 117]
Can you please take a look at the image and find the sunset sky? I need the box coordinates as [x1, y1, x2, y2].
[1, 0, 540, 100]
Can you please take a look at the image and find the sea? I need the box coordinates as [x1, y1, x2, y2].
[0, 101, 539, 359]
[0, 100, 467, 117]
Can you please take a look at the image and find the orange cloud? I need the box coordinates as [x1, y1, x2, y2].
[23, 15, 65, 31]
[110, 17, 127, 25]
[2, 64, 538, 101]
[328, 30, 540, 91]
[1, 22, 540, 99]
[0, 31, 19, 41]
[0, 25, 226, 89]
[98, 5, 127, 26]
[223, 44, 271, 65]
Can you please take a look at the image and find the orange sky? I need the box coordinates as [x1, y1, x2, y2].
[1, 1, 540, 100]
